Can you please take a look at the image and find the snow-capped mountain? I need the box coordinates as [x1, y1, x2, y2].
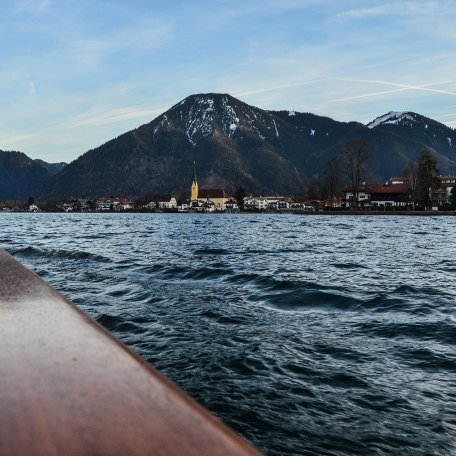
[367, 111, 456, 168]
[40, 94, 456, 199]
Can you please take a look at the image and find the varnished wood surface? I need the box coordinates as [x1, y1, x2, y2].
[0, 250, 261, 455]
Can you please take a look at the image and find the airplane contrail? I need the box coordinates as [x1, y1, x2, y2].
[328, 78, 456, 103]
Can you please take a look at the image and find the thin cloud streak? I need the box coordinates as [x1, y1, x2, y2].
[337, 1, 442, 19]
[329, 88, 411, 104]
[329, 78, 456, 104]
[70, 106, 167, 129]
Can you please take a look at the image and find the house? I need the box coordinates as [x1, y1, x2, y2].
[97, 199, 118, 211]
[435, 176, 456, 205]
[267, 197, 293, 210]
[243, 196, 292, 211]
[158, 197, 177, 210]
[224, 199, 239, 212]
[343, 176, 456, 207]
[178, 203, 190, 212]
[243, 196, 269, 211]
[118, 199, 134, 210]
[343, 182, 411, 207]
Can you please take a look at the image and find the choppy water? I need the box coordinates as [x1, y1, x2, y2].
[1, 213, 455, 455]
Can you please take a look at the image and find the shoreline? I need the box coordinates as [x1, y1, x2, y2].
[292, 210, 456, 216]
[2, 210, 456, 216]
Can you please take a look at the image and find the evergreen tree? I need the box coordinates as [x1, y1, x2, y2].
[416, 149, 439, 208]
[234, 186, 246, 208]
[450, 186, 456, 205]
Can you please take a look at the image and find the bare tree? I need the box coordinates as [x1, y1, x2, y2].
[324, 155, 342, 206]
[341, 140, 370, 208]
[403, 159, 418, 209]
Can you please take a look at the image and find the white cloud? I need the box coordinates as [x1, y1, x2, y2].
[337, 1, 441, 19]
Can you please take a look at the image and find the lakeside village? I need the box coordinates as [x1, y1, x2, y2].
[3, 165, 456, 214]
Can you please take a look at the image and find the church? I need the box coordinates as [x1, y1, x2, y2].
[190, 162, 230, 210]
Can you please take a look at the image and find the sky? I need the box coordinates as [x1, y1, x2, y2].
[1, 0, 456, 162]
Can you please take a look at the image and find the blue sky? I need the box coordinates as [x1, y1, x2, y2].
[1, 0, 456, 162]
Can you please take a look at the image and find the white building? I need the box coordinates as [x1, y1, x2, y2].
[158, 197, 177, 209]
[436, 176, 456, 204]
[243, 196, 293, 211]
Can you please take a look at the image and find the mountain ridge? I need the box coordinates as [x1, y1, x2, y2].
[2, 93, 455, 200]
[0, 151, 67, 200]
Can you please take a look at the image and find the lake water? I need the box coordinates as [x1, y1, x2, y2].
[1, 213, 455, 455]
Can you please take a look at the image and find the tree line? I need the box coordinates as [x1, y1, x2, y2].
[296, 140, 446, 209]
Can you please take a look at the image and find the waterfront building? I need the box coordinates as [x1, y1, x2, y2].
[435, 176, 456, 205]
[243, 196, 292, 211]
[190, 162, 230, 210]
[343, 181, 411, 207]
[158, 197, 177, 209]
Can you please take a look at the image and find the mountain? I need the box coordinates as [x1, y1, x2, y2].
[39, 94, 456, 199]
[34, 159, 67, 176]
[0, 151, 63, 200]
[367, 111, 456, 171]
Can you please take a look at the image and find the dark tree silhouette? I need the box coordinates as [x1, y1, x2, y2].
[416, 149, 439, 208]
[324, 155, 342, 206]
[234, 186, 247, 208]
[450, 186, 456, 205]
[341, 140, 370, 208]
[403, 159, 418, 209]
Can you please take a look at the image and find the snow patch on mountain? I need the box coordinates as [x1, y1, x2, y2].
[153, 115, 171, 137]
[367, 111, 413, 129]
[448, 137, 452, 147]
[185, 96, 215, 145]
[244, 109, 267, 141]
[221, 97, 239, 138]
[273, 119, 279, 138]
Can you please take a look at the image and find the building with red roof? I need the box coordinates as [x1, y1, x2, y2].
[343, 181, 411, 207]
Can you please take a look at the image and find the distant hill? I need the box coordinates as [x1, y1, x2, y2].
[25, 94, 456, 199]
[0, 150, 66, 200]
[34, 159, 67, 176]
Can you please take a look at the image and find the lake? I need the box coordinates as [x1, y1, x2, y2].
[1, 213, 455, 455]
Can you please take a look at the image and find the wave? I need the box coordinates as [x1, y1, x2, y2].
[257, 289, 365, 312]
[355, 320, 456, 345]
[193, 247, 230, 255]
[12, 246, 111, 263]
[96, 313, 140, 333]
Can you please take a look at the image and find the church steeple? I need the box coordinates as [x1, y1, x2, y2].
[191, 161, 198, 201]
